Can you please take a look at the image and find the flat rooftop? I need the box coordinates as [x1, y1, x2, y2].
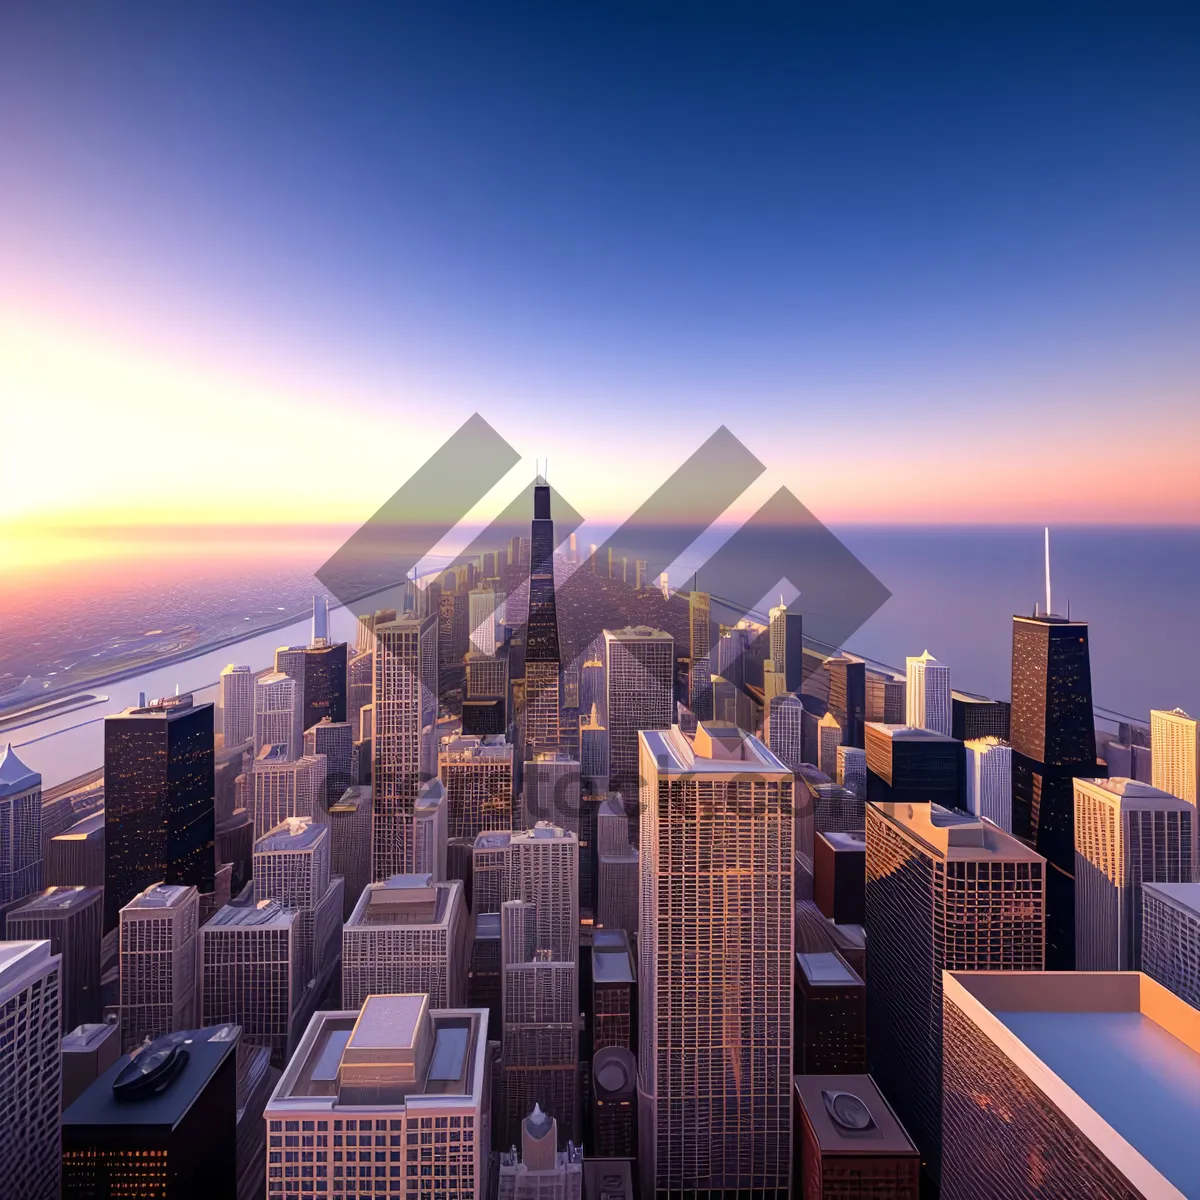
[798, 952, 863, 987]
[1142, 881, 1200, 917]
[871, 802, 1044, 863]
[865, 722, 958, 744]
[125, 883, 194, 910]
[1075, 777, 1194, 809]
[946, 971, 1200, 1200]
[593, 930, 636, 983]
[63, 1026, 238, 1128]
[793, 1074, 917, 1156]
[53, 810, 106, 840]
[640, 724, 790, 776]
[819, 831, 866, 853]
[206, 898, 296, 929]
[256, 817, 325, 852]
[348, 875, 455, 927]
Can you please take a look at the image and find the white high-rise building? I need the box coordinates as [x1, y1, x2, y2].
[637, 723, 794, 1199]
[1073, 777, 1196, 970]
[372, 613, 439, 880]
[253, 817, 344, 1002]
[964, 737, 1013, 831]
[604, 627, 674, 811]
[817, 711, 843, 777]
[342, 873, 467, 1009]
[497, 1104, 584, 1200]
[264, 993, 490, 1200]
[254, 672, 298, 759]
[836, 745, 867, 798]
[468, 586, 505, 656]
[1150, 706, 1199, 808]
[249, 746, 328, 837]
[303, 719, 354, 811]
[220, 664, 256, 747]
[439, 735, 515, 840]
[906, 650, 952, 737]
[0, 940, 61, 1200]
[765, 692, 803, 771]
[118, 882, 199, 1051]
[0, 741, 42, 905]
[201, 898, 300, 1068]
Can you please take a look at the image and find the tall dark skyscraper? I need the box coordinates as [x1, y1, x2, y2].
[1009, 613, 1106, 969]
[103, 695, 215, 932]
[301, 640, 348, 729]
[825, 655, 866, 749]
[524, 480, 562, 755]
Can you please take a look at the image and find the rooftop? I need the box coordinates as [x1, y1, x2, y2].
[9, 886, 102, 916]
[1142, 881, 1200, 917]
[1074, 777, 1194, 809]
[439, 736, 512, 761]
[329, 785, 371, 813]
[123, 883, 195, 911]
[269, 996, 487, 1110]
[255, 816, 326, 853]
[865, 722, 958, 744]
[63, 1026, 238, 1128]
[62, 1022, 121, 1052]
[640, 724, 790, 776]
[0, 741, 39, 796]
[205, 898, 297, 929]
[473, 831, 511, 851]
[946, 971, 1200, 1200]
[797, 952, 863, 987]
[819, 831, 866, 853]
[603, 625, 673, 642]
[871, 802, 1044, 863]
[593, 1046, 637, 1098]
[592, 929, 636, 983]
[348, 875, 457, 928]
[793, 1075, 918, 1156]
[415, 779, 446, 811]
[0, 939, 56, 986]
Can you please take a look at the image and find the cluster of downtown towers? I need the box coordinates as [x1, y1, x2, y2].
[1, 481, 1197, 1200]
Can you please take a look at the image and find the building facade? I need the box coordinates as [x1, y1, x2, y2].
[964, 737, 1013, 832]
[638, 723, 793, 1200]
[0, 742, 43, 905]
[1150, 706, 1199, 807]
[1141, 881, 1200, 1008]
[221, 664, 256, 747]
[905, 651, 951, 736]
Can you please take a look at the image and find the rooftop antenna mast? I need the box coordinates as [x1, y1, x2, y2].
[1044, 526, 1052, 617]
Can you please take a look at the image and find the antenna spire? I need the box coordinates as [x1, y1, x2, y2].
[1044, 526, 1052, 617]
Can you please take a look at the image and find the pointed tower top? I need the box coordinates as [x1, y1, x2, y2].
[0, 742, 39, 797]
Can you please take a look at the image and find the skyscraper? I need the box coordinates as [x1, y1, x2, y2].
[637, 723, 793, 1200]
[604, 626, 674, 810]
[220, 664, 256, 747]
[905, 650, 951, 736]
[119, 882, 200, 1052]
[439, 734, 515, 840]
[765, 691, 803, 770]
[524, 749, 582, 832]
[327, 784, 372, 920]
[413, 777, 448, 880]
[249, 745, 328, 836]
[0, 940, 61, 1200]
[940, 970, 1199, 1200]
[253, 817, 343, 1004]
[103, 694, 215, 932]
[817, 711, 843, 777]
[311, 593, 329, 644]
[525, 482, 563, 755]
[342, 873, 467, 1009]
[836, 745, 867, 799]
[768, 599, 804, 693]
[371, 612, 438, 880]
[825, 654, 866, 749]
[1141, 881, 1200, 1008]
[963, 737, 1013, 832]
[1009, 610, 1105, 969]
[276, 641, 349, 741]
[1073, 776, 1195, 970]
[497, 1104, 584, 1200]
[950, 690, 1010, 742]
[62, 1024, 239, 1199]
[469, 585, 505, 656]
[200, 899, 300, 1068]
[303, 718, 354, 811]
[1150, 706, 1199, 807]
[254, 672, 298, 759]
[596, 795, 639, 936]
[499, 897, 580, 1148]
[7, 885, 102, 1031]
[865, 802, 1045, 1184]
[263, 993, 491, 1200]
[0, 741, 42, 905]
[864, 723, 962, 812]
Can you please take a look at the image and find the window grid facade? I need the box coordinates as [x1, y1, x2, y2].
[1141, 882, 1200, 1007]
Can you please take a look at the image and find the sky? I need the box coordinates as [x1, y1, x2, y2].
[2, 1, 1199, 553]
